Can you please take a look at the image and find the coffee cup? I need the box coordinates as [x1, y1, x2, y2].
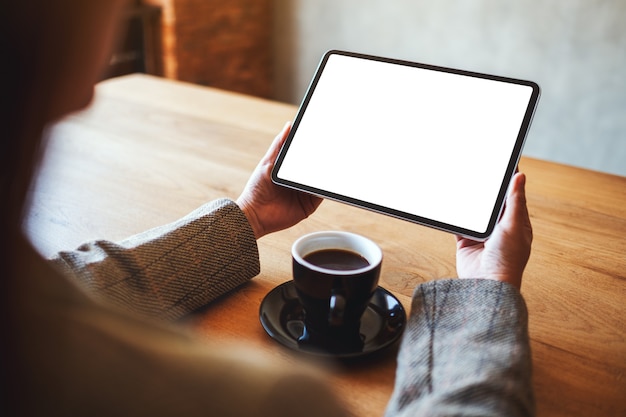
[291, 231, 383, 353]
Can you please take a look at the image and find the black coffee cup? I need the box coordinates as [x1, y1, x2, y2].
[291, 231, 383, 353]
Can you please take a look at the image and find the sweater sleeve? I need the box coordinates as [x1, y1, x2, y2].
[385, 279, 534, 417]
[50, 198, 260, 321]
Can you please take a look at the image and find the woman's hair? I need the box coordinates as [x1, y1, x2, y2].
[1, 0, 127, 230]
[2, 5, 128, 414]
[1, 2, 51, 230]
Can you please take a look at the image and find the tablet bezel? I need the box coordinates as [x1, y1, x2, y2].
[271, 50, 540, 240]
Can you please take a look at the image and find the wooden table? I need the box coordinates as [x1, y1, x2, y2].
[25, 74, 626, 417]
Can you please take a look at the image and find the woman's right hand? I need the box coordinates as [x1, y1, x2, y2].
[455, 172, 533, 289]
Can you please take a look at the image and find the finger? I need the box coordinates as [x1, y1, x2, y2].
[266, 121, 291, 162]
[502, 172, 530, 230]
[455, 234, 472, 245]
[456, 235, 483, 250]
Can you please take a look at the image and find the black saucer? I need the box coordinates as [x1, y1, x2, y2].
[259, 281, 406, 359]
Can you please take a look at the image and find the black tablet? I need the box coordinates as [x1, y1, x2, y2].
[272, 50, 540, 240]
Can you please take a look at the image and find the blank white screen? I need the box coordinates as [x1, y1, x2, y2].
[275, 53, 534, 235]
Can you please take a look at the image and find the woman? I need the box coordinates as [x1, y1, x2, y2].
[1, 1, 534, 416]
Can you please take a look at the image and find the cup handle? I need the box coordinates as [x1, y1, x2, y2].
[328, 291, 346, 327]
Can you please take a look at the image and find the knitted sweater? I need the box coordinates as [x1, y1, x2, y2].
[36, 198, 533, 416]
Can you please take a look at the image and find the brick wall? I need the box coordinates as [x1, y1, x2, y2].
[143, 0, 273, 98]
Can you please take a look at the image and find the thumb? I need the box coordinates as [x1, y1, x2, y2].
[265, 121, 291, 162]
[501, 172, 532, 243]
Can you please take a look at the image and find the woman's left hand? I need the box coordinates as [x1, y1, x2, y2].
[237, 122, 322, 239]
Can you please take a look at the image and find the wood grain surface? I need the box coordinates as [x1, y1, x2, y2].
[25, 74, 626, 417]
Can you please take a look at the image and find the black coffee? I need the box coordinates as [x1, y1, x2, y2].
[303, 249, 370, 271]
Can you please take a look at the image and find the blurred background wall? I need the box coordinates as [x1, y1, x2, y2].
[272, 0, 626, 177]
